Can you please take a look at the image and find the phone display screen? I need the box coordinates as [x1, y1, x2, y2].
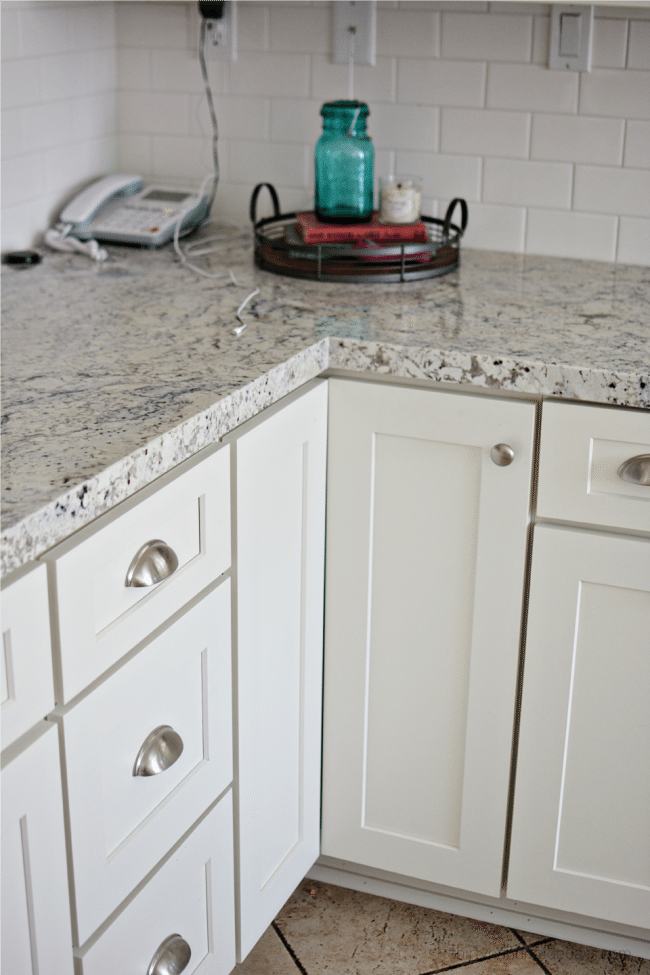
[140, 189, 190, 204]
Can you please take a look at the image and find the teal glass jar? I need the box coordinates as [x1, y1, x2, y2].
[314, 100, 374, 224]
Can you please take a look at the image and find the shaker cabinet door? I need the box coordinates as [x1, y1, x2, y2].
[508, 526, 650, 930]
[1, 723, 74, 975]
[235, 382, 328, 961]
[322, 379, 536, 897]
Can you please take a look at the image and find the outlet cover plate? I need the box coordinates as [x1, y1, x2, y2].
[549, 4, 593, 72]
[333, 1, 376, 67]
[202, 0, 237, 61]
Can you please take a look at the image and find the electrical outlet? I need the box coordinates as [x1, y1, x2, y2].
[202, 0, 237, 61]
[332, 0, 376, 67]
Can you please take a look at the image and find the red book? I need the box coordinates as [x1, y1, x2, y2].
[296, 211, 428, 244]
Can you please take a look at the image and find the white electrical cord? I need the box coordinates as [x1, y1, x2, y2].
[44, 225, 108, 262]
[233, 288, 260, 335]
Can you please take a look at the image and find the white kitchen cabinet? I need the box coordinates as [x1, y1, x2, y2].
[1, 563, 55, 749]
[55, 583, 233, 945]
[234, 381, 328, 961]
[75, 794, 235, 975]
[321, 379, 536, 897]
[1, 722, 74, 975]
[508, 525, 650, 930]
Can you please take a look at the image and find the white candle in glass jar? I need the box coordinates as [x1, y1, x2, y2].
[379, 176, 422, 224]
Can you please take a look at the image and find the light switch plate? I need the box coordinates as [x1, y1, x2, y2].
[332, 1, 376, 67]
[549, 4, 593, 72]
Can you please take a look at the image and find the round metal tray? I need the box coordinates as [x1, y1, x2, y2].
[250, 183, 468, 284]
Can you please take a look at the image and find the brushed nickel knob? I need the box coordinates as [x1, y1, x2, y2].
[133, 725, 184, 777]
[125, 539, 179, 588]
[617, 454, 650, 486]
[491, 443, 515, 466]
[147, 934, 191, 975]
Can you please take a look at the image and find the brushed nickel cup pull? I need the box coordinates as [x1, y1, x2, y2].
[491, 443, 515, 467]
[617, 454, 650, 486]
[133, 725, 184, 777]
[125, 539, 179, 588]
[147, 934, 191, 975]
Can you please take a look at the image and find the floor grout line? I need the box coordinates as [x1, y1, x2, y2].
[526, 944, 558, 975]
[394, 942, 556, 975]
[272, 921, 310, 975]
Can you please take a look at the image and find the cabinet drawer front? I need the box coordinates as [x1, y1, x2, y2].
[1, 563, 55, 748]
[59, 584, 232, 944]
[76, 794, 235, 975]
[537, 401, 650, 533]
[49, 446, 230, 702]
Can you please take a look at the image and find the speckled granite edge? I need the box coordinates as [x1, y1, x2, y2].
[328, 340, 650, 408]
[1, 340, 329, 577]
[2, 334, 649, 577]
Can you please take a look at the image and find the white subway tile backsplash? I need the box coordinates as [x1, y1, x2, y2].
[531, 15, 550, 65]
[117, 90, 190, 136]
[371, 103, 439, 152]
[484, 158, 573, 209]
[2, 153, 46, 207]
[1, 58, 42, 109]
[449, 200, 526, 252]
[312, 55, 396, 103]
[441, 12, 532, 62]
[2, 0, 648, 260]
[271, 99, 323, 145]
[628, 21, 650, 69]
[38, 52, 89, 103]
[238, 3, 269, 53]
[580, 69, 650, 120]
[526, 208, 618, 262]
[398, 58, 486, 107]
[531, 114, 624, 166]
[617, 217, 650, 266]
[441, 107, 530, 158]
[1, 7, 22, 61]
[230, 140, 310, 189]
[591, 17, 628, 70]
[69, 2, 116, 54]
[70, 93, 117, 143]
[151, 48, 225, 95]
[152, 135, 217, 181]
[191, 95, 268, 141]
[20, 3, 72, 58]
[117, 48, 150, 91]
[230, 52, 310, 98]
[118, 133, 153, 175]
[115, 2, 187, 50]
[269, 5, 329, 53]
[376, 9, 440, 58]
[487, 63, 578, 112]
[574, 165, 650, 218]
[398, 151, 482, 201]
[624, 121, 650, 169]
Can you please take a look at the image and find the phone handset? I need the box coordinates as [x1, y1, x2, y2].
[59, 174, 143, 228]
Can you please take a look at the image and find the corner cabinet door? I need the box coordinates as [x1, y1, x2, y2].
[1, 723, 74, 975]
[322, 379, 536, 897]
[508, 526, 650, 930]
[235, 382, 327, 961]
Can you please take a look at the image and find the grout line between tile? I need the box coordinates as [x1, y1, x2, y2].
[410, 941, 555, 975]
[272, 921, 310, 975]
[526, 945, 556, 975]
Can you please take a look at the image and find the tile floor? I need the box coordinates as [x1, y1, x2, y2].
[234, 880, 650, 975]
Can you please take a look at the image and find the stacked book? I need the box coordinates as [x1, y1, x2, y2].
[295, 211, 428, 245]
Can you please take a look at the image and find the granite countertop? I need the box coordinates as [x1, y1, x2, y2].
[2, 229, 649, 576]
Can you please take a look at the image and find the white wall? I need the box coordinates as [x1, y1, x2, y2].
[2, 1, 649, 264]
[1, 1, 118, 252]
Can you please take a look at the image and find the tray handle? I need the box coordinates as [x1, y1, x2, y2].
[442, 198, 468, 239]
[250, 183, 281, 224]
